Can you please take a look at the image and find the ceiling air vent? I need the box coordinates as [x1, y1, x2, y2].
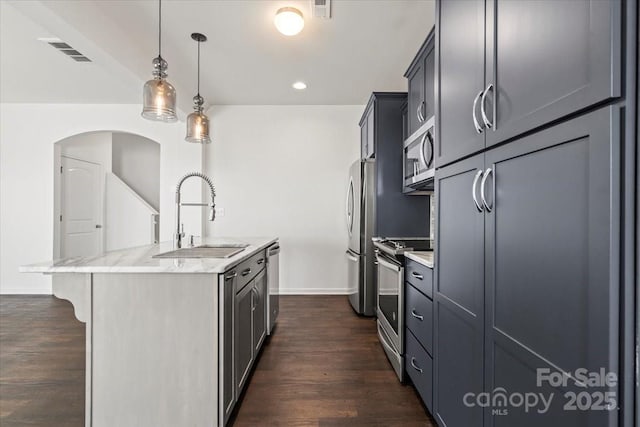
[311, 0, 331, 18]
[38, 37, 92, 62]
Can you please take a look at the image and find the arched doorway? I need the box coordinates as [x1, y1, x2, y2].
[53, 131, 160, 259]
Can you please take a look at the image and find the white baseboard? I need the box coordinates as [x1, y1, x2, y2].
[0, 288, 53, 295]
[278, 288, 350, 295]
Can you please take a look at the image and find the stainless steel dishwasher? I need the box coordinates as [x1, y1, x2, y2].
[266, 243, 280, 334]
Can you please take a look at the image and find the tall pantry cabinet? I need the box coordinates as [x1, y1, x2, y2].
[432, 1, 636, 427]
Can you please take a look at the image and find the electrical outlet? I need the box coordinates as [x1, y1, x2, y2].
[214, 207, 225, 217]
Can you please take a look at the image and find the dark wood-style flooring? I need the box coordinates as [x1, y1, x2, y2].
[1, 295, 434, 426]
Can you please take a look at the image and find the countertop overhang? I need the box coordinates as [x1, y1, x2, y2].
[20, 237, 278, 274]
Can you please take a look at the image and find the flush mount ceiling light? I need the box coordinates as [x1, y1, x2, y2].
[141, 0, 177, 122]
[274, 7, 305, 36]
[292, 81, 307, 90]
[185, 33, 211, 144]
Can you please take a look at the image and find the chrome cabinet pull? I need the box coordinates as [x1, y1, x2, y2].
[481, 168, 493, 212]
[410, 357, 423, 373]
[417, 104, 424, 123]
[411, 309, 424, 321]
[472, 90, 484, 133]
[411, 271, 424, 280]
[420, 101, 426, 122]
[481, 84, 493, 129]
[257, 258, 265, 265]
[241, 268, 252, 277]
[225, 271, 237, 280]
[472, 169, 484, 212]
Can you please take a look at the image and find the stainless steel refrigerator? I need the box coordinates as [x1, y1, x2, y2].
[345, 157, 430, 316]
[346, 159, 376, 316]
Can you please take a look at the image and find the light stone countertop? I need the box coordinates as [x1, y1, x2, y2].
[404, 251, 434, 269]
[20, 237, 278, 274]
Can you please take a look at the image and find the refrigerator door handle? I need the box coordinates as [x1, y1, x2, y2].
[345, 250, 359, 262]
[346, 178, 354, 236]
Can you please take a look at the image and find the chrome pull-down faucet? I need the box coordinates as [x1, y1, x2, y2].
[175, 172, 216, 248]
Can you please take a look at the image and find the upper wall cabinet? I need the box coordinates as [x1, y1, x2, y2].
[436, 0, 621, 167]
[360, 102, 375, 159]
[405, 29, 436, 138]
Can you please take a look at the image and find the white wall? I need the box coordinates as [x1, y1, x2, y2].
[0, 104, 202, 294]
[59, 132, 113, 171]
[204, 105, 363, 294]
[112, 133, 160, 210]
[105, 173, 158, 251]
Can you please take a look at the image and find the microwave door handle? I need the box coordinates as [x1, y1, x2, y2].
[426, 132, 434, 168]
[418, 133, 428, 169]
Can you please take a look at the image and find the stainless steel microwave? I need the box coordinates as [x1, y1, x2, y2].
[403, 116, 435, 191]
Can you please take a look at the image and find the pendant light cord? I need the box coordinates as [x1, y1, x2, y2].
[197, 40, 201, 96]
[158, 0, 162, 57]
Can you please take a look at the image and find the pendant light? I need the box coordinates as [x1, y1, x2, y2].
[141, 0, 177, 122]
[185, 33, 211, 144]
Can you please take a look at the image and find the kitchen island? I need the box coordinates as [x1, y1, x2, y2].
[20, 237, 279, 427]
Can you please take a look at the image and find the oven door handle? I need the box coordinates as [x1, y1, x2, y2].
[376, 256, 402, 272]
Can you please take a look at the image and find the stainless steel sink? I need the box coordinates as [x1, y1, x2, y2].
[153, 244, 249, 259]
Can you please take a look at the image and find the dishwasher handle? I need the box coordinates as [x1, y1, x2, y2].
[268, 245, 280, 256]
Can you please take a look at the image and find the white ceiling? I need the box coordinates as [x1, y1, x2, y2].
[1, 0, 435, 106]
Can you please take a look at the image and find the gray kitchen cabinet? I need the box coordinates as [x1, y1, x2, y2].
[423, 48, 435, 121]
[405, 28, 435, 138]
[483, 0, 621, 148]
[435, 0, 485, 167]
[433, 153, 485, 427]
[407, 58, 425, 137]
[360, 117, 368, 159]
[234, 280, 254, 396]
[436, 0, 621, 168]
[483, 107, 618, 427]
[219, 271, 236, 426]
[433, 106, 621, 427]
[252, 269, 267, 354]
[360, 104, 375, 159]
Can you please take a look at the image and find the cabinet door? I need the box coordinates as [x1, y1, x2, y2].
[366, 107, 375, 158]
[434, 154, 485, 427]
[408, 60, 425, 136]
[234, 282, 254, 395]
[423, 48, 435, 121]
[483, 107, 618, 427]
[360, 118, 368, 160]
[436, 0, 485, 167]
[220, 272, 236, 425]
[252, 270, 267, 353]
[484, 0, 621, 147]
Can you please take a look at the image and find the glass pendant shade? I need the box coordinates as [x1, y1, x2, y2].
[185, 33, 211, 144]
[185, 109, 211, 144]
[142, 74, 177, 122]
[141, 0, 177, 123]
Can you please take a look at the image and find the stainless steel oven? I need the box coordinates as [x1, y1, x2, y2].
[375, 248, 405, 380]
[373, 238, 434, 381]
[403, 116, 435, 190]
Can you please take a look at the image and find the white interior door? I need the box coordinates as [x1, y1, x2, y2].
[61, 156, 103, 258]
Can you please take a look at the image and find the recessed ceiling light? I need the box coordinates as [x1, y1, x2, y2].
[274, 7, 305, 36]
[292, 81, 307, 90]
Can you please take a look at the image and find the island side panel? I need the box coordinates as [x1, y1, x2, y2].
[52, 273, 93, 426]
[91, 273, 218, 427]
